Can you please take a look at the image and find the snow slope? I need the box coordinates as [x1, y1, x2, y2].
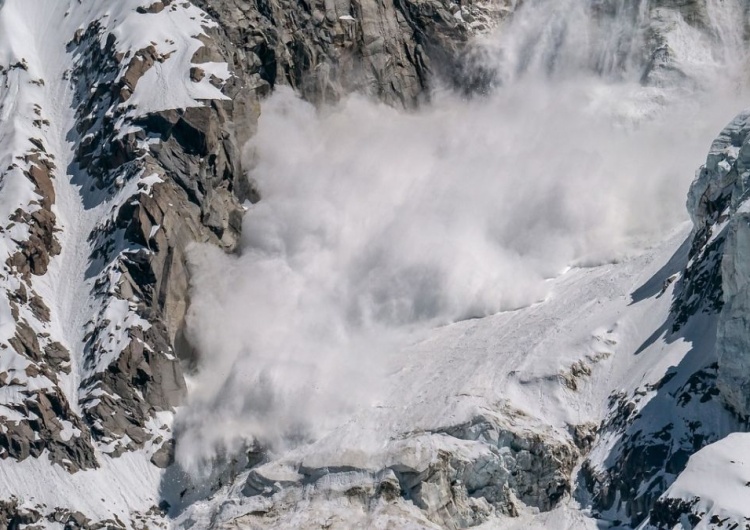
[649, 432, 750, 529]
[173, 223, 718, 528]
[0, 0, 234, 526]
[170, 0, 750, 526]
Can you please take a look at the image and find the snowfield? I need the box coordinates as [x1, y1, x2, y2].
[656, 432, 750, 529]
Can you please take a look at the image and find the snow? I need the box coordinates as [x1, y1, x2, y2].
[110, 1, 229, 115]
[86, 298, 152, 374]
[0, 0, 234, 526]
[289, 224, 693, 461]
[0, 0, 75, 422]
[655, 433, 750, 529]
[1, 0, 749, 527]
[0, 0, 230, 388]
[0, 450, 164, 523]
[175, 223, 706, 527]
[139, 172, 164, 194]
[476, 506, 599, 530]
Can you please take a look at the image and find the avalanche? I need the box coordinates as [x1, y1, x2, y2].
[1, 0, 750, 529]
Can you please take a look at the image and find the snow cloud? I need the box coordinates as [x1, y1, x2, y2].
[173, 0, 749, 474]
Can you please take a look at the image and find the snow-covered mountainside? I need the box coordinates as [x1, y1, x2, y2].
[1, 0, 750, 528]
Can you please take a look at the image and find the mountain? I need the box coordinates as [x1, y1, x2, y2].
[0, 0, 749, 528]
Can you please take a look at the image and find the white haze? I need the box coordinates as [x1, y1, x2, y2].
[174, 0, 750, 474]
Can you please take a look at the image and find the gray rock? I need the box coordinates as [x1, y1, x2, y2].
[193, 0, 507, 108]
[150, 439, 175, 469]
[63, 10, 255, 456]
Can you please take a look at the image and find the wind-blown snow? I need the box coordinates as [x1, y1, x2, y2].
[177, 0, 750, 473]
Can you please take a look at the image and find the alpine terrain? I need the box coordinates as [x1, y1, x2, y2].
[1, 0, 750, 528]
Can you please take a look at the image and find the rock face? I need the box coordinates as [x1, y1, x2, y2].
[0, 0, 513, 526]
[67, 17, 254, 453]
[640, 0, 748, 89]
[64, 0, 514, 464]
[686, 110, 750, 420]
[581, 358, 738, 527]
[193, 0, 508, 108]
[0, 0, 263, 522]
[580, 98, 750, 530]
[0, 7, 97, 473]
[576, 108, 750, 528]
[52, 0, 509, 464]
[559, 1, 750, 525]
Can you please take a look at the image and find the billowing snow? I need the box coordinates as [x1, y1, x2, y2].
[1, 0, 750, 527]
[174, 223, 706, 527]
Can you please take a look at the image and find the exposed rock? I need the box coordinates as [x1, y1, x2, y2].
[4, 1, 750, 529]
[681, 109, 750, 419]
[193, 0, 509, 108]
[0, 498, 42, 529]
[151, 439, 175, 469]
[0, 497, 139, 530]
[62, 7, 257, 455]
[189, 66, 205, 82]
[559, 352, 611, 391]
[0, 388, 97, 472]
[137, 1, 167, 14]
[0, 0, 254, 473]
[648, 496, 702, 529]
[581, 358, 738, 526]
[44, 342, 71, 373]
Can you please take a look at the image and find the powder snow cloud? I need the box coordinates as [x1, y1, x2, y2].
[173, 0, 749, 474]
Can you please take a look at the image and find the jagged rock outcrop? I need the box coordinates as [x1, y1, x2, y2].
[580, 106, 750, 529]
[0, 0, 514, 524]
[61, 0, 510, 461]
[684, 109, 750, 419]
[0, 2, 264, 523]
[57, 2, 256, 457]
[3, 0, 750, 528]
[0, 15, 97, 472]
[581, 359, 737, 526]
[192, 0, 509, 108]
[641, 0, 749, 88]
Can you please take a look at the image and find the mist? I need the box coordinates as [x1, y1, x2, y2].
[173, 0, 750, 474]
